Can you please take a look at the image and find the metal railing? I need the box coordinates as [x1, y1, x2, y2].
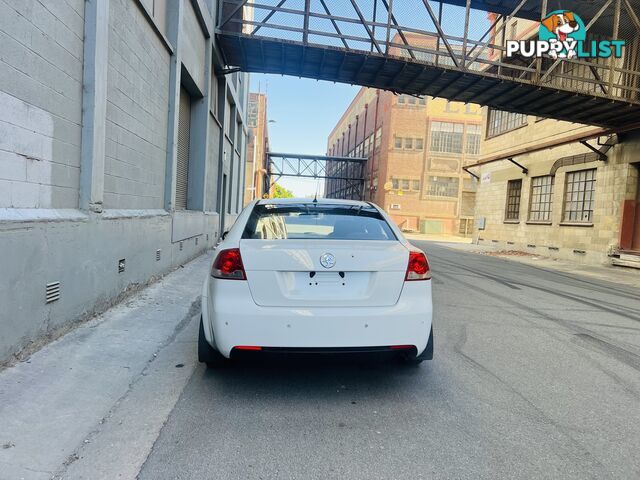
[218, 0, 640, 103]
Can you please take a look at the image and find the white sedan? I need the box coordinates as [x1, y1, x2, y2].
[199, 198, 433, 367]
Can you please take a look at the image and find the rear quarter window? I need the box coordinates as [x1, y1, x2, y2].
[242, 204, 397, 241]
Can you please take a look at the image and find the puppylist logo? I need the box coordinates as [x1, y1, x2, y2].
[506, 10, 625, 60]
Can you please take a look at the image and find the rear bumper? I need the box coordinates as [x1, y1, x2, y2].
[202, 276, 432, 358]
[230, 345, 418, 361]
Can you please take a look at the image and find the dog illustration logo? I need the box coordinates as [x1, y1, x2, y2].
[539, 10, 586, 58]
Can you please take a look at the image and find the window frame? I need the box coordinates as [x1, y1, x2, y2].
[465, 124, 481, 155]
[528, 175, 554, 223]
[504, 179, 523, 222]
[404, 137, 414, 149]
[562, 169, 596, 224]
[487, 109, 528, 138]
[425, 176, 460, 198]
[430, 121, 464, 154]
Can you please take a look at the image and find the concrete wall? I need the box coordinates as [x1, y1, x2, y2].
[0, 0, 249, 363]
[474, 112, 640, 265]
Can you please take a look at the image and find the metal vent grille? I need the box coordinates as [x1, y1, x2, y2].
[195, 237, 198, 246]
[175, 86, 191, 210]
[179, 241, 183, 251]
[118, 259, 125, 273]
[156, 249, 161, 261]
[46, 282, 60, 304]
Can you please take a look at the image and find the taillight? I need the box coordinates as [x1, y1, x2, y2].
[211, 248, 246, 280]
[405, 251, 431, 281]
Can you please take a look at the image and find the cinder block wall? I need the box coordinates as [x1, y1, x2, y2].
[474, 111, 640, 265]
[104, 0, 170, 210]
[0, 0, 84, 209]
[0, 0, 250, 364]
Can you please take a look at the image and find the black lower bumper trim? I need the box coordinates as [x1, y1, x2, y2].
[230, 345, 418, 359]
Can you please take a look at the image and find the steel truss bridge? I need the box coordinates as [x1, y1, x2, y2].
[217, 0, 640, 129]
[266, 152, 367, 200]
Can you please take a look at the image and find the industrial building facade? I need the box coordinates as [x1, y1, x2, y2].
[471, 110, 640, 267]
[471, 12, 640, 268]
[326, 88, 482, 235]
[244, 92, 269, 205]
[0, 0, 249, 362]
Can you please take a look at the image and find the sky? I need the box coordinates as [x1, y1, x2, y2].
[250, 74, 360, 197]
[247, 2, 491, 197]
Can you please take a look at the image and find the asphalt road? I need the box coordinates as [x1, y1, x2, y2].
[138, 242, 640, 480]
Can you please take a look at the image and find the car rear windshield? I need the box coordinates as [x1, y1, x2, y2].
[242, 203, 397, 241]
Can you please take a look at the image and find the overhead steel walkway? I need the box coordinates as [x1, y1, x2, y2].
[267, 152, 367, 200]
[217, 0, 640, 128]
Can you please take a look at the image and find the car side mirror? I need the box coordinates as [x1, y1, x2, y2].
[221, 230, 229, 240]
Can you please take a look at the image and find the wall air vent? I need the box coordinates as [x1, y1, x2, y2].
[390, 204, 401, 210]
[195, 237, 198, 246]
[179, 242, 183, 251]
[45, 282, 60, 304]
[118, 259, 125, 273]
[156, 249, 161, 261]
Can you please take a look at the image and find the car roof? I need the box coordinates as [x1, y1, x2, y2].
[257, 198, 372, 207]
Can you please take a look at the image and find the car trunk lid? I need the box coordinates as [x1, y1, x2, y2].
[240, 239, 408, 307]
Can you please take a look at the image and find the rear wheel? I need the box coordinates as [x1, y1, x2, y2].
[402, 326, 433, 365]
[198, 316, 229, 368]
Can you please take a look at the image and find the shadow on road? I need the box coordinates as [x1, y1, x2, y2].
[196, 357, 437, 401]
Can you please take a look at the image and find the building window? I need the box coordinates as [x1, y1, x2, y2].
[415, 138, 424, 150]
[426, 176, 459, 197]
[505, 179, 522, 221]
[392, 178, 420, 192]
[397, 95, 405, 104]
[404, 138, 413, 149]
[430, 122, 464, 154]
[563, 169, 596, 223]
[394, 137, 403, 149]
[375, 128, 382, 149]
[465, 124, 481, 155]
[487, 109, 528, 137]
[529, 176, 554, 222]
[407, 96, 416, 105]
[419, 97, 427, 106]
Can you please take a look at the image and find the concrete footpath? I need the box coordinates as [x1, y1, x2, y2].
[0, 252, 212, 480]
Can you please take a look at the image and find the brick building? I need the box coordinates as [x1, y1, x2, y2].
[326, 88, 482, 235]
[0, 0, 250, 362]
[244, 92, 269, 205]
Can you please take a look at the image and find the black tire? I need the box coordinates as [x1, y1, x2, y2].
[402, 325, 434, 365]
[198, 316, 229, 368]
